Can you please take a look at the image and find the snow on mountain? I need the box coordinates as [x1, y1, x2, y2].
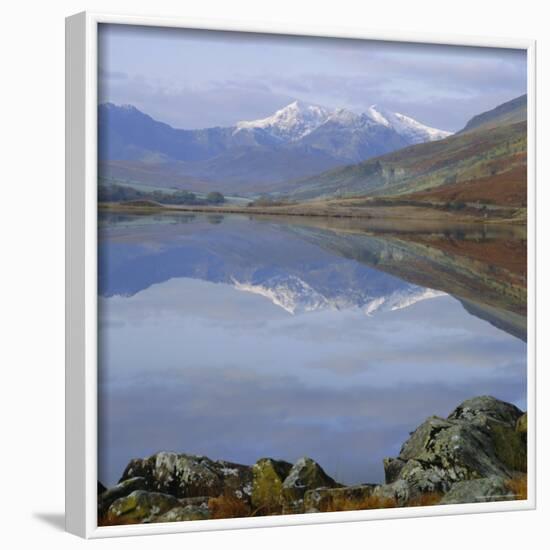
[364, 288, 446, 316]
[232, 274, 446, 316]
[232, 275, 330, 314]
[235, 100, 333, 142]
[365, 105, 391, 127]
[367, 105, 452, 143]
[325, 108, 363, 127]
[236, 100, 451, 145]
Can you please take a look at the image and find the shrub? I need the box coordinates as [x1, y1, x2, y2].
[208, 493, 251, 519]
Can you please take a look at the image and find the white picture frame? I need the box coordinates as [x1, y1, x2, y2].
[65, 10, 537, 539]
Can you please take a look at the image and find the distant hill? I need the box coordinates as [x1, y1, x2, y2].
[283, 95, 527, 206]
[459, 94, 527, 134]
[98, 101, 450, 192]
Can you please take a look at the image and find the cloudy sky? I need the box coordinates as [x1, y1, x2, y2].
[98, 24, 526, 132]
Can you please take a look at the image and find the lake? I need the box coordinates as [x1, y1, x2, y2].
[98, 212, 527, 487]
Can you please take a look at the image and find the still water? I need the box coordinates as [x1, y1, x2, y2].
[98, 213, 527, 487]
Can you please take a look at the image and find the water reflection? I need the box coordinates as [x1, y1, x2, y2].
[98, 213, 527, 487]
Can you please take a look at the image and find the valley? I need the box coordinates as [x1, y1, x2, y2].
[99, 95, 528, 225]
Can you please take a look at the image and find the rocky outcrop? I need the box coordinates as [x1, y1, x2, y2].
[119, 452, 253, 502]
[380, 396, 526, 496]
[100, 396, 527, 525]
[281, 457, 340, 514]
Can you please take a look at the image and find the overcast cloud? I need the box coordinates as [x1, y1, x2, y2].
[98, 24, 526, 132]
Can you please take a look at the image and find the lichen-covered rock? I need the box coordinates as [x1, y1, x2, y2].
[98, 481, 107, 495]
[155, 504, 211, 522]
[106, 490, 180, 524]
[448, 396, 526, 473]
[304, 484, 377, 513]
[98, 477, 149, 518]
[119, 452, 253, 502]
[372, 480, 411, 506]
[383, 457, 406, 484]
[382, 396, 527, 495]
[447, 396, 523, 427]
[251, 458, 292, 513]
[281, 457, 339, 514]
[440, 476, 514, 505]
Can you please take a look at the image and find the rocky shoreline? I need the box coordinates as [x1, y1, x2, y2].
[98, 396, 527, 526]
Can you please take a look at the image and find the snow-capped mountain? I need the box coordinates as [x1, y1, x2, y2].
[232, 275, 330, 314]
[235, 100, 333, 142]
[235, 100, 451, 146]
[99, 100, 452, 191]
[231, 274, 446, 316]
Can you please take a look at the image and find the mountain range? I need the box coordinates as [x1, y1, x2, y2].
[98, 100, 450, 193]
[284, 94, 527, 204]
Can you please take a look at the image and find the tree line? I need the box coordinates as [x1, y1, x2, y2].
[98, 183, 225, 206]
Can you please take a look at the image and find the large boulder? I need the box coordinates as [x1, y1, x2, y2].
[281, 457, 339, 514]
[251, 458, 293, 514]
[447, 396, 523, 426]
[439, 476, 514, 505]
[98, 477, 149, 518]
[382, 396, 526, 495]
[304, 484, 377, 513]
[106, 490, 180, 524]
[119, 452, 253, 502]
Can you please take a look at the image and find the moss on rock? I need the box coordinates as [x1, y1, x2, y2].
[251, 458, 292, 514]
[106, 490, 180, 524]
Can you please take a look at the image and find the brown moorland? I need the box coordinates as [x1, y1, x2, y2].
[402, 163, 526, 208]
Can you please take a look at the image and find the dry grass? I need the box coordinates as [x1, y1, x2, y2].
[208, 493, 252, 519]
[406, 492, 444, 507]
[322, 494, 397, 512]
[97, 515, 141, 527]
[506, 474, 528, 500]
[320, 491, 443, 512]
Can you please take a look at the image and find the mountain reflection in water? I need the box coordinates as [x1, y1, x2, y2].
[98, 213, 527, 487]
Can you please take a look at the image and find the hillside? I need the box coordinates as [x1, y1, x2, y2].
[284, 95, 527, 206]
[98, 101, 450, 192]
[459, 94, 527, 134]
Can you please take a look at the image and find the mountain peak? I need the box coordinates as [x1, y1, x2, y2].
[236, 100, 333, 141]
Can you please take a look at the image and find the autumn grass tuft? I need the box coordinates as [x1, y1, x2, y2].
[506, 474, 528, 500]
[208, 493, 252, 519]
[322, 494, 397, 512]
[406, 492, 444, 507]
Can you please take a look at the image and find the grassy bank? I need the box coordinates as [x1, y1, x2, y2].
[99, 198, 526, 225]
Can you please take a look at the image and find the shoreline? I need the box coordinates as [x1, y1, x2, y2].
[99, 201, 526, 225]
